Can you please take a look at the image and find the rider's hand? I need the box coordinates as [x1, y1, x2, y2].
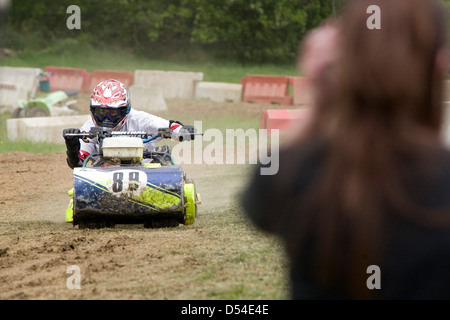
[63, 128, 81, 142]
[178, 125, 196, 142]
[63, 128, 81, 168]
[63, 128, 81, 149]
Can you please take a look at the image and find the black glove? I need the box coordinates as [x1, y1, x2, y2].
[63, 128, 81, 168]
[179, 125, 196, 142]
[63, 128, 81, 150]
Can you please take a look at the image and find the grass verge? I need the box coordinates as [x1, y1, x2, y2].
[1, 41, 298, 84]
[0, 113, 66, 154]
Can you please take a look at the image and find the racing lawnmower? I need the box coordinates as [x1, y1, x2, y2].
[63, 127, 202, 229]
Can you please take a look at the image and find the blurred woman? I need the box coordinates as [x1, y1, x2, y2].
[242, 0, 450, 299]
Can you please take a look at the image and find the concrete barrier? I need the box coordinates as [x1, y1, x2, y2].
[129, 85, 167, 112]
[0, 85, 29, 113]
[89, 70, 134, 90]
[134, 70, 203, 100]
[0, 66, 40, 92]
[194, 81, 242, 103]
[7, 115, 90, 144]
[0, 67, 41, 110]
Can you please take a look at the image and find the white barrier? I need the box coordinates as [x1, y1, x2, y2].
[129, 85, 167, 112]
[194, 81, 242, 103]
[0, 85, 29, 113]
[134, 70, 203, 100]
[7, 115, 90, 144]
[0, 67, 41, 111]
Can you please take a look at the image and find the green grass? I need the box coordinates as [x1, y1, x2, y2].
[1, 40, 298, 84]
[161, 110, 261, 132]
[0, 140, 65, 154]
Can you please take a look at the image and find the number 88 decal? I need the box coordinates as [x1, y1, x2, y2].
[108, 170, 147, 196]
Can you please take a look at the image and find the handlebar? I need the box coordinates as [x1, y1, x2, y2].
[63, 127, 203, 143]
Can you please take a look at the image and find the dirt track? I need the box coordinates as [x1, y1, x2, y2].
[0, 100, 294, 300]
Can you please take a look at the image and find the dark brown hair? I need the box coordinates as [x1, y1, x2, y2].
[283, 0, 449, 299]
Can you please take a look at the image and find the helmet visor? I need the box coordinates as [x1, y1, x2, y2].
[92, 106, 128, 127]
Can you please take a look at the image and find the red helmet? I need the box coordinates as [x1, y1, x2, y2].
[90, 79, 131, 129]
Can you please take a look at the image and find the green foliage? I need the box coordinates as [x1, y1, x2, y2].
[3, 0, 337, 63]
[191, 0, 310, 63]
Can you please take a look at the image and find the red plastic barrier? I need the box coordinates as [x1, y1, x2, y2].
[241, 75, 293, 105]
[45, 66, 91, 93]
[82, 71, 92, 93]
[290, 76, 314, 106]
[260, 109, 311, 134]
[89, 70, 134, 90]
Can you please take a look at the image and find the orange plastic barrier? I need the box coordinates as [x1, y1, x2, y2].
[241, 75, 293, 105]
[89, 70, 134, 90]
[260, 109, 311, 134]
[290, 76, 314, 106]
[44, 66, 91, 93]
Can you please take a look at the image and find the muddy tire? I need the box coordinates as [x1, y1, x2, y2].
[11, 107, 25, 118]
[25, 106, 49, 117]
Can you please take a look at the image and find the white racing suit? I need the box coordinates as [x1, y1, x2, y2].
[77, 108, 183, 165]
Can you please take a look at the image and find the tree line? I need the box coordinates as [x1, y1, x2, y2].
[3, 0, 349, 63]
[3, 0, 449, 64]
